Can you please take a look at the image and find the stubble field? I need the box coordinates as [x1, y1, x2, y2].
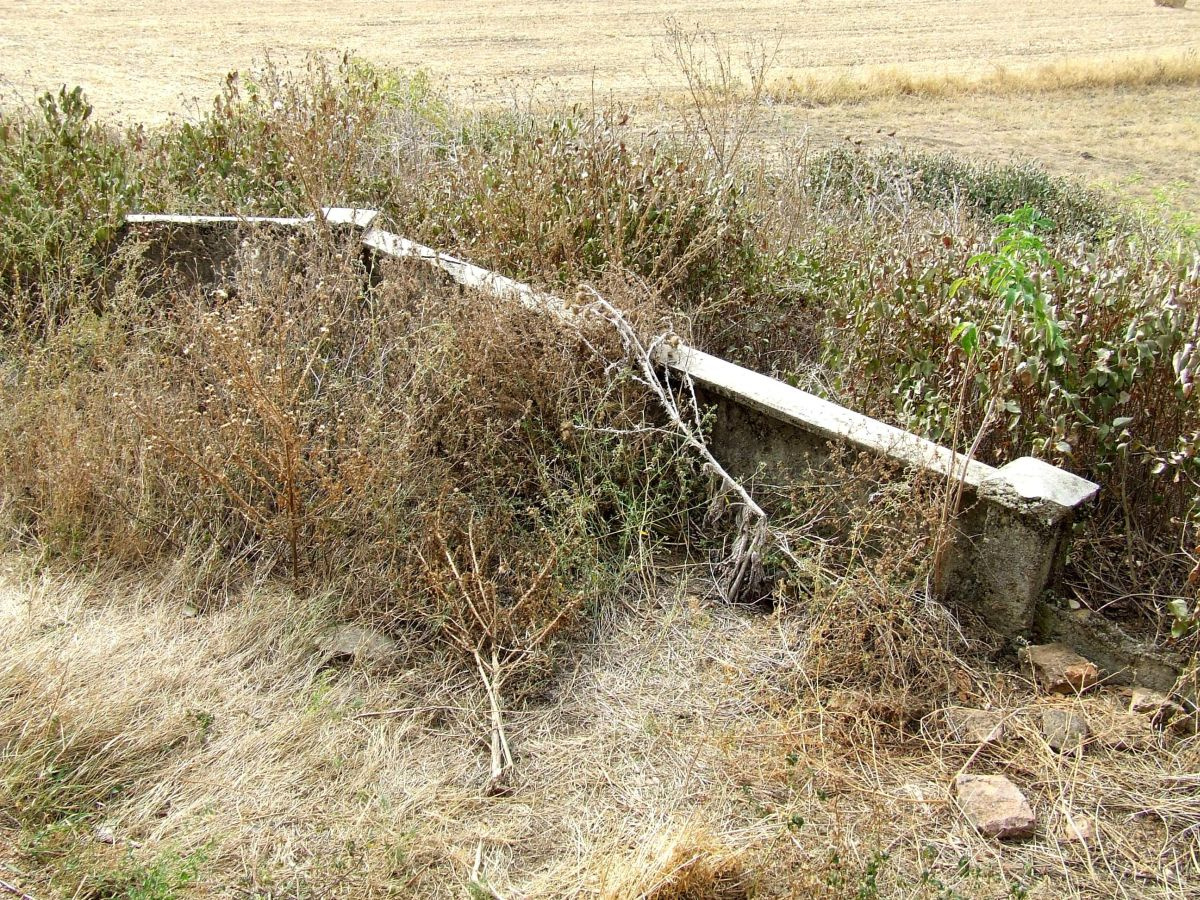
[1, 0, 1199, 204]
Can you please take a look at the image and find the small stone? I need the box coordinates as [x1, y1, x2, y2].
[93, 823, 116, 844]
[1129, 687, 1185, 724]
[953, 774, 1036, 840]
[944, 707, 1006, 744]
[1060, 814, 1096, 844]
[1041, 708, 1090, 752]
[1022, 643, 1100, 694]
[318, 623, 399, 666]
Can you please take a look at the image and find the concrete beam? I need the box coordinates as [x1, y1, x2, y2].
[661, 343, 998, 490]
[125, 207, 379, 229]
[360, 228, 565, 314]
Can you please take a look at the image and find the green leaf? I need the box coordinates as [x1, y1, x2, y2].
[951, 321, 979, 355]
[1167, 598, 1190, 621]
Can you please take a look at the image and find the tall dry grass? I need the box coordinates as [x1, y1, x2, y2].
[769, 50, 1200, 106]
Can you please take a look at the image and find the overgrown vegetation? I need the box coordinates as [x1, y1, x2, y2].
[1, 52, 1198, 896]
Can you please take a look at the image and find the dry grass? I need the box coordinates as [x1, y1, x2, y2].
[2, 557, 1197, 897]
[3, 1, 1198, 123]
[768, 51, 1200, 106]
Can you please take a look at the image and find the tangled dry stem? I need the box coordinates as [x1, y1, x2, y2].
[578, 288, 805, 604]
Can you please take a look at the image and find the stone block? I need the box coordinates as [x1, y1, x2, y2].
[1022, 643, 1100, 694]
[1040, 707, 1090, 752]
[954, 774, 1036, 840]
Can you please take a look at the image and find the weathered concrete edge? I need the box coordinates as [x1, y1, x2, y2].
[981, 457, 1100, 527]
[126, 206, 379, 229]
[360, 228, 567, 315]
[361, 227, 1099, 511]
[661, 344, 998, 490]
[120, 214, 1098, 517]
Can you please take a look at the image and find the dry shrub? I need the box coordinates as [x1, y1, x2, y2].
[4, 231, 671, 562]
[765, 451, 985, 716]
[0, 294, 156, 562]
[0, 227, 711, 751]
[796, 569, 977, 699]
[598, 823, 747, 900]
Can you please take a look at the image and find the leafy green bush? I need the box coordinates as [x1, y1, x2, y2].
[813, 203, 1198, 627]
[0, 86, 138, 332]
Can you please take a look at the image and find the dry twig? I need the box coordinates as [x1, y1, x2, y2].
[578, 288, 801, 602]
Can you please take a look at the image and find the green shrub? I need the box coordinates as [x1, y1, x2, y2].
[809, 146, 1130, 239]
[0, 86, 138, 332]
[812, 203, 1198, 626]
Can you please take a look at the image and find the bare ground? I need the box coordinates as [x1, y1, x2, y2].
[1, 562, 1197, 897]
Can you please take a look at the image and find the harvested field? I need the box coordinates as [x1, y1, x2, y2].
[2, 1, 1198, 122]
[1, 1, 1197, 207]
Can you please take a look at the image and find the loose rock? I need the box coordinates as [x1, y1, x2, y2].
[954, 774, 1036, 840]
[1060, 814, 1096, 844]
[1022, 643, 1100, 695]
[318, 623, 400, 666]
[944, 707, 1006, 744]
[1041, 708, 1090, 752]
[1129, 687, 1185, 724]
